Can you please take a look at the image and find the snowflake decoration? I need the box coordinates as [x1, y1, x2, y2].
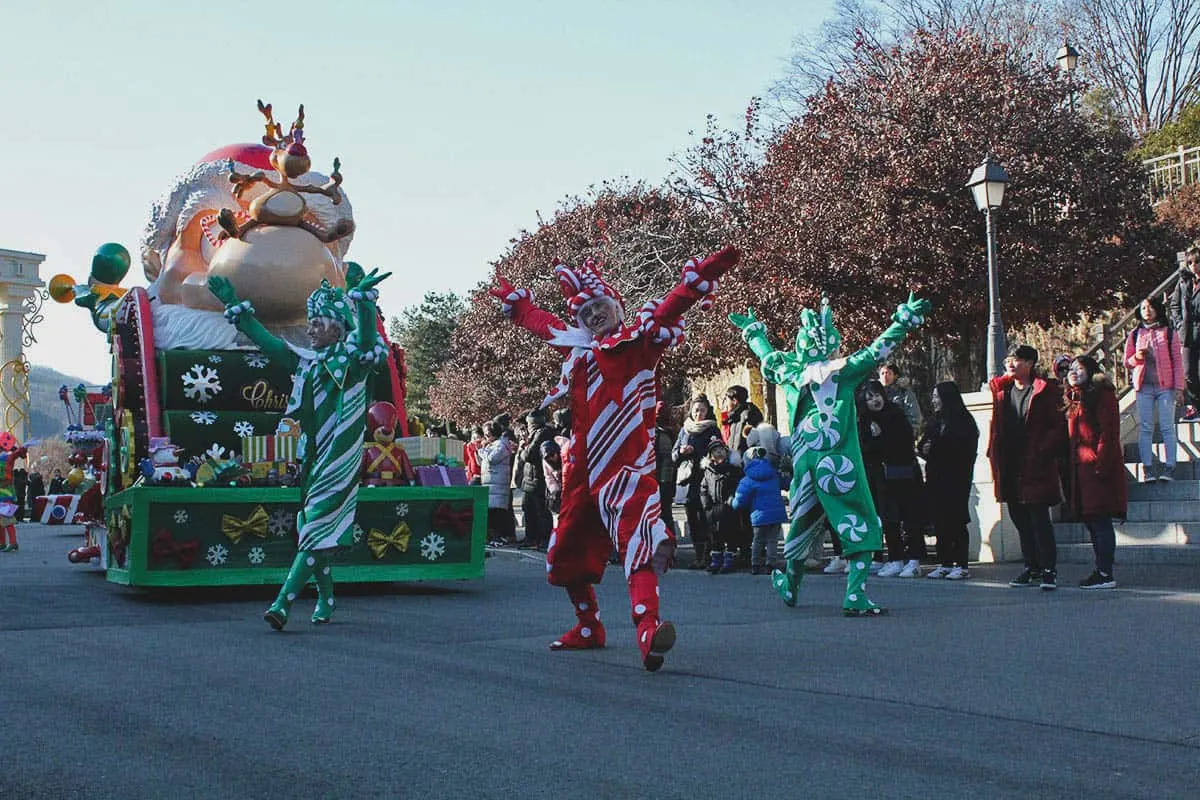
[420, 533, 446, 561]
[233, 420, 255, 438]
[267, 509, 294, 538]
[173, 509, 189, 524]
[205, 444, 227, 460]
[181, 365, 222, 404]
[395, 503, 409, 518]
[244, 353, 270, 369]
[248, 547, 266, 565]
[206, 544, 229, 566]
[352, 523, 365, 544]
[208, 354, 223, 364]
[190, 411, 217, 425]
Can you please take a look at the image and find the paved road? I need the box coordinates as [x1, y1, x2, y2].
[3, 523, 1199, 799]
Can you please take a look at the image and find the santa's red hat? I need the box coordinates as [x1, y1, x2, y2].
[197, 143, 273, 170]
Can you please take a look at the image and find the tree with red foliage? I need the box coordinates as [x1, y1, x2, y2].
[1156, 183, 1200, 242]
[429, 183, 728, 424]
[715, 29, 1177, 386]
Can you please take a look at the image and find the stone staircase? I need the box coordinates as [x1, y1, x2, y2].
[1056, 407, 1200, 565]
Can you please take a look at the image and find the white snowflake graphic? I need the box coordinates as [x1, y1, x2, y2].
[206, 544, 229, 566]
[205, 444, 227, 460]
[190, 411, 217, 425]
[208, 354, 223, 364]
[267, 509, 293, 538]
[181, 365, 223, 404]
[233, 420, 255, 438]
[248, 547, 266, 565]
[352, 523, 365, 544]
[420, 533, 446, 561]
[244, 353, 270, 369]
[395, 503, 410, 518]
[173, 509, 189, 524]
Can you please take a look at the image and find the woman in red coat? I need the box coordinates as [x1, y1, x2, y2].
[1064, 355, 1127, 589]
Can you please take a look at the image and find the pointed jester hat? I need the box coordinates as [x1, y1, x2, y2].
[794, 295, 843, 365]
[554, 258, 625, 319]
[306, 280, 355, 330]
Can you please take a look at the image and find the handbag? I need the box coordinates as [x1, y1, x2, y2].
[676, 458, 695, 486]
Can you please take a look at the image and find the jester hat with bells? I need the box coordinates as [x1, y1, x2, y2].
[305, 279, 355, 333]
[554, 258, 625, 325]
[795, 295, 843, 367]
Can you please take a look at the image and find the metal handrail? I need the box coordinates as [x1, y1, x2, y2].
[1143, 145, 1200, 204]
[1083, 267, 1184, 393]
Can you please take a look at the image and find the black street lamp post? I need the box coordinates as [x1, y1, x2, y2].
[966, 154, 1011, 380]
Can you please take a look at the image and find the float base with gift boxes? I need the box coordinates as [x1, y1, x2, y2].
[102, 485, 486, 588]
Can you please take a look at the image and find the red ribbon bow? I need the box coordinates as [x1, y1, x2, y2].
[150, 529, 200, 569]
[432, 503, 473, 539]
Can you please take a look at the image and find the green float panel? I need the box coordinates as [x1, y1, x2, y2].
[103, 485, 487, 587]
[162, 410, 284, 463]
[157, 349, 296, 412]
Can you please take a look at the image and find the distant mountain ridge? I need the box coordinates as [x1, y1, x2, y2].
[26, 363, 106, 441]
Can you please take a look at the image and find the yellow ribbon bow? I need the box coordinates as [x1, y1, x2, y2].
[368, 523, 411, 560]
[222, 505, 270, 544]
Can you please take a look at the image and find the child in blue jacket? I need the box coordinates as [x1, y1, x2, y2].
[732, 446, 788, 575]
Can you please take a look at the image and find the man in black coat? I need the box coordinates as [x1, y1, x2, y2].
[12, 467, 27, 522]
[721, 385, 764, 459]
[1169, 246, 1200, 416]
[517, 409, 557, 550]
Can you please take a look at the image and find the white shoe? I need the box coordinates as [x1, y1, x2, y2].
[926, 566, 951, 579]
[868, 560, 883, 574]
[876, 560, 904, 577]
[823, 557, 847, 574]
[945, 566, 970, 580]
[897, 559, 921, 578]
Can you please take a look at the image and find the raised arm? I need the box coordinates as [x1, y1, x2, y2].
[843, 292, 931, 384]
[651, 247, 740, 326]
[730, 308, 797, 386]
[207, 276, 292, 362]
[488, 273, 572, 353]
[345, 264, 391, 365]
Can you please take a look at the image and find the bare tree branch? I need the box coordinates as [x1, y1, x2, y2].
[1072, 0, 1200, 135]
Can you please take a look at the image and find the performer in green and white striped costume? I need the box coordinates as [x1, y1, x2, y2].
[208, 265, 390, 630]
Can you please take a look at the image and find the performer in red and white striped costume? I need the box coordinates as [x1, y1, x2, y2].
[490, 246, 739, 671]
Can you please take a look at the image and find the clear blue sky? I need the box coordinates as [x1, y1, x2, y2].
[0, 0, 834, 384]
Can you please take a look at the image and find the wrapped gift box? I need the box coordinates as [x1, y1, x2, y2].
[415, 465, 468, 487]
[395, 436, 466, 467]
[241, 433, 298, 463]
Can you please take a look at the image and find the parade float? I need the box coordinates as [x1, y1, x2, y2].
[50, 101, 484, 587]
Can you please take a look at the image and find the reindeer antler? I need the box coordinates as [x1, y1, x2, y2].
[288, 105, 305, 147]
[257, 99, 284, 147]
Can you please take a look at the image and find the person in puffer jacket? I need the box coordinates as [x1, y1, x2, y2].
[732, 446, 788, 575]
[481, 420, 518, 544]
[699, 441, 744, 574]
[746, 422, 791, 479]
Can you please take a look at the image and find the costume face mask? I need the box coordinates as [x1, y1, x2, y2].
[793, 296, 843, 368]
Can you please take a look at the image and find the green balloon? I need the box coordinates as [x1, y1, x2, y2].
[91, 243, 131, 285]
